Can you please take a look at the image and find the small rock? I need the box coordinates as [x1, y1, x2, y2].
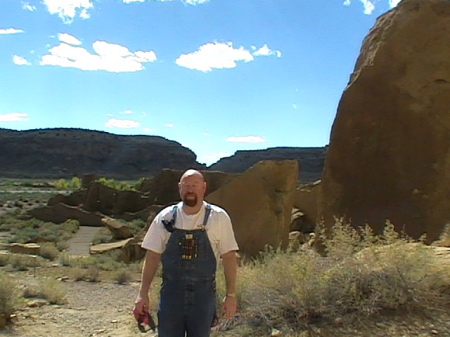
[431, 330, 439, 335]
[27, 299, 48, 308]
[271, 328, 282, 336]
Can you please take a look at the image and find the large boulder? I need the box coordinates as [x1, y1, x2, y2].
[206, 160, 299, 257]
[29, 203, 104, 226]
[318, 0, 450, 243]
[9, 243, 41, 255]
[112, 190, 151, 214]
[101, 217, 134, 240]
[120, 236, 146, 263]
[84, 182, 116, 214]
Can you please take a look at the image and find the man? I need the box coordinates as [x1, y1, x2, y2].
[134, 169, 239, 337]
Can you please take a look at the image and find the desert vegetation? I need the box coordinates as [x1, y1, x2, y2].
[0, 178, 449, 336]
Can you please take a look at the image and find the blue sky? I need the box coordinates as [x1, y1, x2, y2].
[0, 0, 400, 166]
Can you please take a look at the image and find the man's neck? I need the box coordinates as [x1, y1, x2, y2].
[182, 201, 203, 215]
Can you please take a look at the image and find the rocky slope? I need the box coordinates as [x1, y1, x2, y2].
[0, 128, 204, 179]
[0, 128, 326, 183]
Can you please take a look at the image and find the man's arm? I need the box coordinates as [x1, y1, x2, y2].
[221, 250, 238, 319]
[134, 250, 161, 315]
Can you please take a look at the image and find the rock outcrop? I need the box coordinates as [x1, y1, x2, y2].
[206, 160, 299, 257]
[318, 0, 450, 243]
[0, 128, 204, 179]
[209, 147, 326, 184]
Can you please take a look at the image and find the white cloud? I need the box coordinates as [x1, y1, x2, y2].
[123, 0, 145, 3]
[43, 0, 94, 23]
[0, 28, 24, 35]
[389, 0, 401, 7]
[121, 109, 133, 115]
[344, 0, 400, 14]
[226, 136, 265, 143]
[253, 44, 282, 58]
[22, 2, 36, 11]
[184, 0, 209, 4]
[165, 123, 174, 128]
[176, 42, 253, 72]
[105, 118, 140, 128]
[204, 132, 211, 136]
[58, 33, 82, 45]
[0, 112, 29, 122]
[13, 55, 31, 66]
[40, 40, 157, 72]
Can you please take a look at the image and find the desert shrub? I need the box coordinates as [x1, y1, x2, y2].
[0, 272, 19, 317]
[23, 278, 67, 304]
[6, 218, 79, 246]
[59, 252, 72, 267]
[127, 219, 147, 234]
[56, 240, 70, 251]
[60, 219, 80, 234]
[235, 220, 450, 333]
[9, 254, 41, 271]
[91, 228, 112, 245]
[70, 267, 86, 281]
[435, 224, 450, 247]
[75, 250, 124, 271]
[40, 278, 67, 304]
[0, 254, 10, 267]
[113, 269, 132, 285]
[39, 243, 60, 261]
[84, 266, 100, 282]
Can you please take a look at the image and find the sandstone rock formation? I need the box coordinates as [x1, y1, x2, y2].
[209, 147, 326, 184]
[206, 160, 299, 257]
[101, 217, 133, 240]
[29, 203, 104, 226]
[318, 0, 450, 243]
[292, 180, 320, 232]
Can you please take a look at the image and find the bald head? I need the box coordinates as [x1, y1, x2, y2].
[179, 169, 204, 183]
[178, 169, 207, 211]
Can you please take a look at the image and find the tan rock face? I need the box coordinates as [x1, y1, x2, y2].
[206, 160, 299, 257]
[318, 0, 450, 243]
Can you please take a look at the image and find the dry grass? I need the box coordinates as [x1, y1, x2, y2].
[0, 272, 19, 317]
[22, 277, 67, 305]
[227, 220, 450, 335]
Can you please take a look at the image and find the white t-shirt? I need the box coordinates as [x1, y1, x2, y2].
[141, 201, 239, 262]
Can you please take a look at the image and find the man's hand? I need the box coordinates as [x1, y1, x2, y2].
[221, 295, 237, 319]
[133, 293, 150, 318]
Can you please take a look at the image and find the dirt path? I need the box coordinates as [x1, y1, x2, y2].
[67, 226, 101, 256]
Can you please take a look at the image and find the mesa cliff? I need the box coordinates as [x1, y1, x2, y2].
[0, 128, 326, 183]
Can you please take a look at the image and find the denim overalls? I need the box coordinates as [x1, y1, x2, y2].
[158, 204, 216, 337]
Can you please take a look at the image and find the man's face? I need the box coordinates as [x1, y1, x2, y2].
[179, 175, 206, 207]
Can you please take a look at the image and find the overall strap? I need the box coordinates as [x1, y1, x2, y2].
[162, 205, 178, 233]
[202, 203, 212, 227]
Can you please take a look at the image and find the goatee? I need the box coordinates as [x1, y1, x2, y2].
[183, 194, 198, 207]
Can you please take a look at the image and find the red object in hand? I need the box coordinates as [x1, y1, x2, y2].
[133, 307, 156, 333]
